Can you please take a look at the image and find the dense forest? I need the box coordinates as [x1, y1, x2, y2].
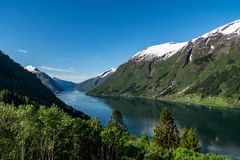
[0, 102, 230, 160]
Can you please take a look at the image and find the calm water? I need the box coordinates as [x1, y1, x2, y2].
[57, 90, 240, 159]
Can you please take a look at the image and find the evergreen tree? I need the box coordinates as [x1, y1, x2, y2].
[108, 109, 127, 134]
[180, 128, 202, 153]
[101, 125, 124, 160]
[0, 103, 230, 160]
[141, 133, 149, 143]
[153, 107, 180, 149]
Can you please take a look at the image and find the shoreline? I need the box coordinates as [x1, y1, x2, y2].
[87, 93, 240, 109]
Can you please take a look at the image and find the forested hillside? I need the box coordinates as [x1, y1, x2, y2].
[89, 20, 240, 107]
[0, 51, 87, 118]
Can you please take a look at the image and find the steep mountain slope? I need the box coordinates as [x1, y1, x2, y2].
[0, 51, 87, 118]
[77, 68, 116, 92]
[53, 77, 76, 91]
[89, 20, 240, 106]
[25, 65, 76, 93]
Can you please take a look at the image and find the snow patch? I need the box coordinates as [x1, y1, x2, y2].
[160, 85, 172, 95]
[191, 38, 198, 43]
[132, 42, 188, 62]
[129, 19, 240, 63]
[210, 45, 215, 53]
[191, 19, 240, 42]
[189, 54, 193, 62]
[200, 20, 240, 40]
[24, 65, 39, 73]
[206, 38, 211, 44]
[202, 20, 240, 38]
[100, 68, 117, 78]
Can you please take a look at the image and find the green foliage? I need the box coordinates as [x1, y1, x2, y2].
[108, 109, 127, 134]
[153, 107, 180, 149]
[88, 40, 240, 107]
[0, 51, 62, 107]
[172, 148, 203, 160]
[193, 54, 214, 65]
[70, 118, 102, 159]
[0, 103, 231, 160]
[143, 142, 172, 160]
[188, 66, 240, 100]
[173, 148, 231, 160]
[101, 125, 125, 160]
[180, 128, 202, 153]
[0, 103, 96, 160]
[205, 153, 231, 160]
[123, 135, 149, 160]
[0, 103, 18, 159]
[0, 89, 31, 106]
[0, 51, 87, 118]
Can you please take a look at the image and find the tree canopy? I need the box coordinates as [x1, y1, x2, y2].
[0, 104, 230, 160]
[153, 107, 180, 149]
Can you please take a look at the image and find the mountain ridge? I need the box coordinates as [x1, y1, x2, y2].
[88, 19, 240, 107]
[0, 52, 88, 118]
[25, 65, 76, 93]
[77, 67, 117, 92]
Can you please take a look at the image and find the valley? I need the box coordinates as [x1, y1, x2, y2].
[1, 2, 240, 158]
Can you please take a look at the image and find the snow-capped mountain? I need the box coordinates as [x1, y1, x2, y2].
[132, 42, 188, 62]
[24, 65, 40, 73]
[25, 65, 76, 93]
[89, 19, 240, 106]
[131, 20, 240, 63]
[200, 19, 240, 39]
[77, 68, 117, 92]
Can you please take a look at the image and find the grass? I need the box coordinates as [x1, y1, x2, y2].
[166, 94, 235, 108]
[96, 93, 240, 108]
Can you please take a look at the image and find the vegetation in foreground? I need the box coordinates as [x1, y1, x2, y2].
[0, 103, 230, 160]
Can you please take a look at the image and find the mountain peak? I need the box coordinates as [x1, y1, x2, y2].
[24, 65, 40, 73]
[131, 42, 188, 62]
[196, 19, 240, 41]
[131, 20, 240, 62]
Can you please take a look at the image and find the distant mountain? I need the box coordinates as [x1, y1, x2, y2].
[25, 65, 76, 93]
[77, 68, 117, 92]
[89, 19, 240, 107]
[53, 77, 76, 91]
[0, 52, 87, 118]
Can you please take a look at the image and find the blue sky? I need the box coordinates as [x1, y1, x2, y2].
[0, 0, 240, 82]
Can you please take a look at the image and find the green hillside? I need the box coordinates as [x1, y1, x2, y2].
[0, 51, 87, 118]
[88, 37, 240, 107]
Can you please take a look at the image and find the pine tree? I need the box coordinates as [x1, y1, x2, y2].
[153, 107, 180, 149]
[108, 109, 127, 134]
[180, 128, 202, 153]
[141, 133, 149, 143]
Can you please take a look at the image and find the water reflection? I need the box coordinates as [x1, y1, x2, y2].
[57, 91, 240, 159]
